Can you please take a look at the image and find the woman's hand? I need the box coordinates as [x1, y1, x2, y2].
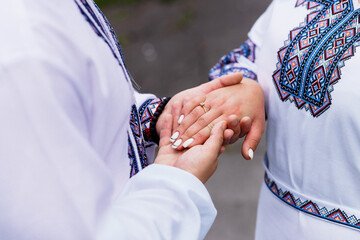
[155, 114, 227, 184]
[156, 73, 244, 138]
[169, 77, 265, 160]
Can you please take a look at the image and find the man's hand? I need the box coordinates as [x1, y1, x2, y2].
[167, 77, 265, 160]
[155, 114, 226, 184]
[156, 73, 244, 136]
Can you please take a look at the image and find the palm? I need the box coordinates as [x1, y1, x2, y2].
[154, 114, 225, 184]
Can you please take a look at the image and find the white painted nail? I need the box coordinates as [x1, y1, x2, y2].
[170, 131, 180, 143]
[248, 148, 254, 160]
[172, 139, 182, 149]
[178, 115, 184, 124]
[182, 138, 194, 148]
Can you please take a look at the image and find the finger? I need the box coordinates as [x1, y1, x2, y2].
[177, 108, 220, 142]
[203, 121, 227, 155]
[202, 73, 243, 93]
[159, 113, 173, 148]
[239, 116, 252, 138]
[171, 105, 208, 145]
[227, 115, 241, 144]
[220, 146, 226, 154]
[241, 119, 265, 160]
[171, 100, 182, 134]
[179, 95, 206, 120]
[223, 129, 234, 147]
[179, 116, 223, 150]
[170, 97, 206, 144]
[172, 109, 215, 150]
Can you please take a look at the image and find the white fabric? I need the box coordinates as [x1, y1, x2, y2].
[0, 0, 216, 239]
[255, 182, 360, 239]
[237, 0, 360, 237]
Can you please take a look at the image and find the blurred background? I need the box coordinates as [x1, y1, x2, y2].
[98, 0, 271, 239]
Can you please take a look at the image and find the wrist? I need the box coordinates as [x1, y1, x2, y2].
[149, 97, 171, 144]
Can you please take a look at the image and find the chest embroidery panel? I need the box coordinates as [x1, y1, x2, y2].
[273, 0, 360, 117]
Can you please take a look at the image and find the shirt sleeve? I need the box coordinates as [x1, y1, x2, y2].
[98, 164, 216, 240]
[133, 92, 169, 145]
[0, 56, 216, 240]
[208, 1, 275, 81]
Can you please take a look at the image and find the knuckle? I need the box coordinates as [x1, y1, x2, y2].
[195, 131, 208, 141]
[181, 131, 192, 140]
[248, 138, 260, 147]
[196, 116, 207, 127]
[183, 96, 191, 102]
[183, 126, 197, 138]
[188, 110, 198, 119]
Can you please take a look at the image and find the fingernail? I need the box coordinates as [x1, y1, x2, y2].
[248, 148, 254, 160]
[170, 131, 179, 143]
[221, 121, 227, 130]
[182, 138, 194, 148]
[178, 115, 184, 124]
[172, 139, 182, 149]
[244, 121, 251, 129]
[231, 119, 239, 127]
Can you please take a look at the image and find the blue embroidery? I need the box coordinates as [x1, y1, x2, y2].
[129, 105, 149, 173]
[138, 98, 164, 143]
[239, 39, 257, 63]
[128, 135, 139, 177]
[265, 173, 360, 230]
[92, 2, 127, 64]
[209, 39, 258, 81]
[74, 0, 130, 78]
[273, 0, 360, 117]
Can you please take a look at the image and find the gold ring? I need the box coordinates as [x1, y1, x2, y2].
[199, 102, 207, 113]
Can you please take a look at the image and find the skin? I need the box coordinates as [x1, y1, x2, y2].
[167, 76, 265, 160]
[154, 114, 227, 184]
[156, 73, 254, 151]
[156, 73, 245, 135]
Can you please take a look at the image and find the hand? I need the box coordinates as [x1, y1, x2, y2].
[169, 77, 265, 160]
[155, 113, 227, 184]
[156, 73, 244, 137]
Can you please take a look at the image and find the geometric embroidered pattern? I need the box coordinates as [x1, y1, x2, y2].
[92, 2, 127, 65]
[265, 173, 360, 230]
[138, 98, 164, 143]
[128, 135, 139, 177]
[75, 0, 130, 79]
[75, 0, 125, 65]
[129, 105, 149, 177]
[273, 0, 360, 117]
[209, 39, 258, 81]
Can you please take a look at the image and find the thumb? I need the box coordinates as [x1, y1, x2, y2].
[241, 119, 264, 160]
[218, 73, 243, 86]
[203, 121, 227, 155]
[158, 113, 173, 148]
[204, 73, 243, 93]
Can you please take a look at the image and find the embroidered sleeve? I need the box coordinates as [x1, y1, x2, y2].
[137, 96, 170, 145]
[209, 39, 258, 81]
